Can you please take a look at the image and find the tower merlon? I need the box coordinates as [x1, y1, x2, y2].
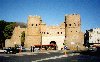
[28, 15, 41, 19]
[65, 13, 80, 17]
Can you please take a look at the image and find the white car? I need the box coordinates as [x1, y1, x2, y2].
[0, 50, 7, 53]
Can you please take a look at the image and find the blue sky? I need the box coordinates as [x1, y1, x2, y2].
[0, 0, 100, 32]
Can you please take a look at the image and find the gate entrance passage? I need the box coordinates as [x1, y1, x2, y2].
[50, 41, 56, 45]
[50, 41, 57, 50]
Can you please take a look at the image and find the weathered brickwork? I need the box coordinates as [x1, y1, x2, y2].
[25, 15, 42, 47]
[65, 14, 84, 50]
[5, 14, 85, 50]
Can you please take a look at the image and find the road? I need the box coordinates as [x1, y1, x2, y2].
[0, 50, 100, 62]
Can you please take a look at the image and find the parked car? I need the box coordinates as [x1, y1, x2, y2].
[4, 47, 17, 54]
[3, 46, 26, 54]
[4, 47, 12, 54]
[21, 47, 26, 52]
[88, 47, 97, 52]
[16, 47, 26, 52]
[0, 49, 7, 53]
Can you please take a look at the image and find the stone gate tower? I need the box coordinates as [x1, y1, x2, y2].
[65, 14, 84, 50]
[25, 15, 42, 48]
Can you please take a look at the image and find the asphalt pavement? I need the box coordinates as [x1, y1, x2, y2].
[0, 50, 100, 62]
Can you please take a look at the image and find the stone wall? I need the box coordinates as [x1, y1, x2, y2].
[5, 14, 84, 50]
[5, 26, 25, 47]
[25, 15, 42, 48]
[65, 14, 84, 50]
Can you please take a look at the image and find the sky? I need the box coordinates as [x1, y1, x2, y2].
[0, 0, 100, 32]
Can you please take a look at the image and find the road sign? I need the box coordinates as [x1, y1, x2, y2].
[64, 46, 67, 50]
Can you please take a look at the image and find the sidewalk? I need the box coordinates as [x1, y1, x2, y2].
[16, 50, 60, 55]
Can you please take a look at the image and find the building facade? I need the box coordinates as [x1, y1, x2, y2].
[5, 14, 84, 50]
[84, 28, 100, 47]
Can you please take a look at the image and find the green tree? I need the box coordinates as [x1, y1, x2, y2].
[0, 20, 26, 48]
[3, 22, 16, 39]
[21, 31, 25, 47]
[0, 20, 7, 48]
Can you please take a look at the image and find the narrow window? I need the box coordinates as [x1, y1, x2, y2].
[74, 23, 76, 26]
[57, 32, 59, 34]
[36, 24, 37, 26]
[44, 32, 45, 34]
[97, 39, 99, 43]
[32, 24, 33, 26]
[92, 41, 93, 43]
[69, 24, 71, 26]
[47, 32, 49, 34]
[78, 24, 80, 26]
[61, 32, 62, 34]
[66, 24, 67, 27]
[97, 31, 98, 33]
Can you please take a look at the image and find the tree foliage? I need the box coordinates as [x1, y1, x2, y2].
[0, 20, 7, 42]
[3, 23, 16, 39]
[21, 31, 25, 47]
[0, 20, 26, 48]
[0, 20, 16, 48]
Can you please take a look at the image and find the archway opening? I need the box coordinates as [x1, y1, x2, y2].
[50, 41, 57, 50]
[50, 41, 56, 45]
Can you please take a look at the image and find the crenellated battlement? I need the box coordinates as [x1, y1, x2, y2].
[5, 14, 84, 50]
[28, 15, 41, 19]
[65, 13, 80, 16]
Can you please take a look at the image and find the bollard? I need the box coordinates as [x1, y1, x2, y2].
[64, 46, 68, 57]
[64, 50, 67, 55]
[31, 46, 33, 52]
